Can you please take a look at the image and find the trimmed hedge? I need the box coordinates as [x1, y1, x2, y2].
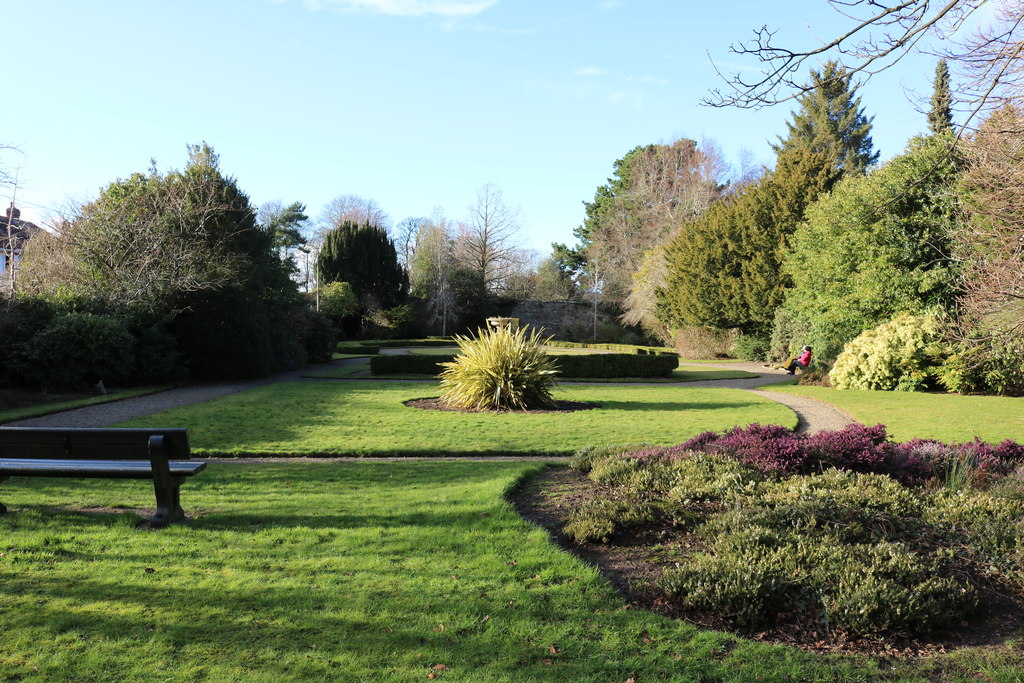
[337, 343, 382, 355]
[551, 353, 678, 378]
[546, 340, 678, 356]
[370, 353, 457, 375]
[371, 351, 678, 378]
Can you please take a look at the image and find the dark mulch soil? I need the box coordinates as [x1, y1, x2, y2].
[0, 388, 90, 414]
[510, 465, 1024, 662]
[405, 397, 598, 413]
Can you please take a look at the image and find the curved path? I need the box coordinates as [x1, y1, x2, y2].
[6, 358, 856, 435]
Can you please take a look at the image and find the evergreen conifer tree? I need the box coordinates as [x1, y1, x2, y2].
[317, 221, 407, 309]
[772, 61, 879, 176]
[656, 147, 839, 336]
[928, 59, 954, 135]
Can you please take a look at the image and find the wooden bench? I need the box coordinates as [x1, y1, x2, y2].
[0, 427, 205, 528]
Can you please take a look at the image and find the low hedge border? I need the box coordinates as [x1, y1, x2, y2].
[545, 340, 678, 356]
[370, 352, 678, 378]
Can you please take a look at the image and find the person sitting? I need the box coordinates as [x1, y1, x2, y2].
[782, 346, 813, 375]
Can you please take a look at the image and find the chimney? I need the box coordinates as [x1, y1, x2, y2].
[5, 203, 20, 220]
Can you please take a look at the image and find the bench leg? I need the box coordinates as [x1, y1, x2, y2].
[146, 477, 186, 528]
[0, 475, 7, 514]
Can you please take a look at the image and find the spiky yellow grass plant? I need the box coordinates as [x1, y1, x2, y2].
[438, 326, 558, 411]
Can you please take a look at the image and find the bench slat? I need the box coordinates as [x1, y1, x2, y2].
[0, 459, 205, 477]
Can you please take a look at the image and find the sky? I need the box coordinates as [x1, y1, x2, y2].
[2, 0, 962, 257]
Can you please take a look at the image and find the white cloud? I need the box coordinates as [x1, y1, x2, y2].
[607, 90, 644, 108]
[307, 0, 496, 17]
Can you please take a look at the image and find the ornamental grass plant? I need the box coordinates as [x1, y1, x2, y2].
[439, 326, 558, 411]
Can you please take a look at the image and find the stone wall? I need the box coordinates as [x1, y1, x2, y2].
[505, 300, 618, 340]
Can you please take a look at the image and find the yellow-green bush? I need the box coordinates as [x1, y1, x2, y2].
[438, 326, 557, 410]
[830, 314, 943, 390]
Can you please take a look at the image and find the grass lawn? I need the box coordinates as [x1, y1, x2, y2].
[116, 382, 794, 456]
[763, 383, 1024, 442]
[304, 362, 371, 379]
[0, 386, 167, 424]
[0, 461, 919, 681]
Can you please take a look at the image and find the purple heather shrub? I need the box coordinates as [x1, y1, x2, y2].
[613, 424, 1024, 486]
[677, 430, 722, 453]
[705, 423, 811, 476]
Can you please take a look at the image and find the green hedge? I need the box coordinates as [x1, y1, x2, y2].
[551, 353, 678, 378]
[545, 340, 678, 356]
[337, 343, 381, 355]
[370, 352, 677, 378]
[370, 353, 458, 375]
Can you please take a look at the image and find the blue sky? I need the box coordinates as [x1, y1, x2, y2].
[3, 0, 951, 255]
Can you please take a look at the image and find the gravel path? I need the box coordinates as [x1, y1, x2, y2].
[4, 357, 856, 436]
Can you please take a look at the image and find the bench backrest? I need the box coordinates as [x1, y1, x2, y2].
[0, 428, 191, 461]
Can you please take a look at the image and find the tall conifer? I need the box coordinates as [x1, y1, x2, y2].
[772, 61, 879, 176]
[928, 59, 954, 134]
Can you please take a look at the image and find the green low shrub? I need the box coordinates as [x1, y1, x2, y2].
[545, 340, 678, 355]
[551, 353, 678, 378]
[830, 314, 944, 391]
[370, 353, 456, 375]
[564, 498, 656, 544]
[569, 444, 650, 472]
[570, 453, 1020, 636]
[11, 313, 135, 390]
[337, 343, 381, 355]
[730, 334, 770, 362]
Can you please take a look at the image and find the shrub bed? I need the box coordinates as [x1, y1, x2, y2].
[566, 425, 1024, 637]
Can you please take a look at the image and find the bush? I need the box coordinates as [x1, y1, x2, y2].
[171, 288, 274, 380]
[439, 326, 558, 410]
[730, 334, 770, 361]
[577, 433, 1024, 637]
[939, 341, 1024, 396]
[337, 343, 381, 355]
[671, 326, 738, 359]
[550, 353, 678, 378]
[370, 353, 457, 375]
[11, 313, 135, 390]
[301, 309, 338, 363]
[122, 310, 184, 384]
[564, 498, 655, 544]
[569, 444, 650, 472]
[830, 314, 944, 391]
[363, 304, 413, 339]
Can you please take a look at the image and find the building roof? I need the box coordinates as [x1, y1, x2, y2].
[1, 204, 41, 251]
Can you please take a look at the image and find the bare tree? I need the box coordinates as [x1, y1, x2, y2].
[19, 147, 255, 310]
[955, 104, 1024, 345]
[410, 214, 459, 335]
[318, 194, 391, 236]
[705, 0, 1024, 130]
[587, 138, 728, 304]
[456, 183, 525, 295]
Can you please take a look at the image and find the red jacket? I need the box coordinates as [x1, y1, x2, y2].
[798, 349, 812, 366]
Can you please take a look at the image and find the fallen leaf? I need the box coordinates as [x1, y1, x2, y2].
[144, 568, 155, 574]
[542, 659, 553, 666]
[433, 664, 449, 670]
[427, 674, 435, 680]
[549, 645, 558, 654]
[480, 512, 490, 517]
[434, 624, 445, 632]
[480, 615, 490, 623]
